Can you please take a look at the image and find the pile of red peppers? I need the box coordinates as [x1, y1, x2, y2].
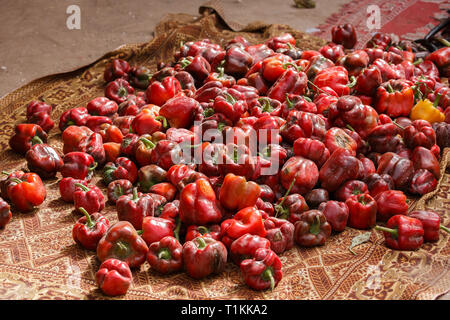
[2, 24, 450, 296]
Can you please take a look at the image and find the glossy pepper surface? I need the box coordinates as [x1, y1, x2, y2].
[60, 152, 97, 181]
[102, 157, 138, 185]
[147, 236, 183, 274]
[408, 210, 450, 242]
[294, 210, 332, 247]
[72, 207, 110, 250]
[345, 193, 377, 229]
[5, 172, 46, 212]
[375, 215, 424, 250]
[9, 123, 48, 155]
[263, 217, 295, 254]
[229, 234, 271, 266]
[240, 247, 282, 291]
[318, 200, 349, 232]
[73, 183, 105, 214]
[25, 144, 63, 179]
[0, 198, 11, 228]
[96, 258, 132, 296]
[219, 173, 261, 211]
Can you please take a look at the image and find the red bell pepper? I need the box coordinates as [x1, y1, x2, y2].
[73, 183, 105, 214]
[345, 193, 377, 229]
[58, 177, 88, 203]
[240, 247, 282, 291]
[408, 210, 450, 242]
[148, 183, 177, 202]
[97, 221, 149, 268]
[375, 80, 414, 117]
[220, 207, 267, 248]
[412, 146, 440, 179]
[324, 127, 357, 156]
[274, 190, 309, 223]
[58, 107, 90, 132]
[159, 95, 200, 129]
[336, 50, 369, 77]
[374, 190, 408, 222]
[26, 100, 52, 119]
[106, 179, 133, 204]
[230, 234, 271, 266]
[137, 164, 167, 192]
[96, 258, 132, 296]
[280, 156, 319, 195]
[179, 178, 222, 226]
[86, 97, 118, 116]
[141, 216, 175, 246]
[4, 172, 46, 212]
[224, 46, 254, 78]
[9, 123, 48, 155]
[335, 180, 368, 202]
[280, 94, 316, 117]
[294, 210, 332, 247]
[425, 47, 450, 77]
[313, 66, 355, 96]
[218, 143, 257, 181]
[120, 133, 140, 157]
[62, 125, 105, 165]
[129, 66, 152, 89]
[218, 173, 261, 212]
[375, 215, 424, 251]
[213, 91, 247, 124]
[72, 207, 110, 251]
[131, 105, 166, 136]
[98, 123, 124, 144]
[25, 144, 63, 179]
[403, 120, 436, 150]
[331, 24, 357, 49]
[305, 188, 329, 209]
[147, 235, 183, 274]
[146, 76, 182, 106]
[182, 236, 227, 279]
[376, 152, 414, 191]
[0, 198, 11, 228]
[367, 123, 402, 154]
[105, 78, 135, 104]
[263, 217, 295, 254]
[409, 168, 438, 195]
[27, 111, 54, 133]
[267, 69, 308, 103]
[318, 200, 349, 232]
[60, 152, 97, 181]
[184, 224, 221, 242]
[319, 43, 345, 63]
[102, 157, 138, 185]
[281, 110, 328, 143]
[104, 59, 130, 82]
[364, 173, 395, 197]
[167, 164, 206, 191]
[293, 137, 330, 168]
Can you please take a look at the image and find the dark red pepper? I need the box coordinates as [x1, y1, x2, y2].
[72, 207, 110, 250]
[375, 215, 424, 251]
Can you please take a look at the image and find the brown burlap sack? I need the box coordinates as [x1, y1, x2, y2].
[0, 4, 448, 300]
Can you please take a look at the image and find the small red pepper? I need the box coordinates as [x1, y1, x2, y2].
[335, 180, 368, 202]
[73, 183, 105, 214]
[263, 217, 295, 254]
[60, 152, 97, 181]
[182, 236, 227, 279]
[27, 111, 54, 133]
[58, 107, 90, 132]
[407, 210, 450, 242]
[72, 207, 110, 250]
[218, 173, 261, 212]
[364, 173, 395, 197]
[146, 76, 182, 106]
[105, 78, 135, 104]
[184, 224, 221, 242]
[104, 59, 130, 82]
[0, 197, 12, 228]
[403, 120, 436, 150]
[280, 156, 319, 195]
[147, 236, 183, 274]
[129, 66, 152, 89]
[9, 123, 48, 155]
[106, 179, 133, 204]
[230, 234, 271, 266]
[96, 258, 132, 297]
[86, 97, 118, 116]
[58, 177, 88, 203]
[324, 127, 358, 156]
[159, 95, 200, 129]
[331, 24, 357, 49]
[25, 144, 63, 179]
[267, 69, 308, 103]
[345, 193, 377, 229]
[318, 200, 349, 232]
[137, 164, 167, 193]
[148, 182, 177, 202]
[294, 210, 332, 247]
[5, 172, 46, 212]
[293, 137, 330, 168]
[141, 216, 175, 246]
[376, 152, 414, 191]
[374, 190, 408, 222]
[102, 157, 138, 185]
[375, 215, 424, 251]
[97, 221, 149, 268]
[240, 248, 282, 291]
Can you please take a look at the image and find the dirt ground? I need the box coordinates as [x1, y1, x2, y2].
[0, 0, 351, 97]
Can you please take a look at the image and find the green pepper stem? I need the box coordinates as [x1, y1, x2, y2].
[262, 268, 275, 291]
[440, 225, 450, 234]
[197, 226, 209, 235]
[10, 178, 23, 184]
[139, 137, 156, 149]
[392, 121, 405, 130]
[375, 225, 398, 238]
[89, 162, 98, 172]
[132, 187, 139, 201]
[74, 183, 90, 192]
[274, 178, 296, 218]
[78, 207, 95, 228]
[433, 93, 442, 108]
[173, 217, 181, 242]
[136, 229, 144, 235]
[31, 136, 43, 145]
[347, 76, 357, 88]
[437, 38, 450, 47]
[196, 237, 207, 249]
[1, 171, 11, 176]
[158, 248, 172, 260]
[307, 80, 331, 96]
[155, 115, 168, 128]
[309, 215, 321, 235]
[413, 58, 423, 66]
[386, 82, 395, 94]
[118, 87, 127, 98]
[222, 92, 236, 104]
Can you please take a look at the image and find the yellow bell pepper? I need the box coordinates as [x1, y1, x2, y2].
[410, 94, 445, 123]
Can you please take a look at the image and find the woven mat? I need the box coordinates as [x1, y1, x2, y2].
[0, 4, 449, 300]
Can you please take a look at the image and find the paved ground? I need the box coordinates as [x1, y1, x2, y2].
[0, 0, 350, 97]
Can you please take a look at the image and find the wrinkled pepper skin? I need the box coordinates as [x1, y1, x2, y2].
[274, 193, 309, 223]
[147, 236, 183, 274]
[97, 221, 149, 268]
[104, 59, 130, 82]
[403, 120, 436, 150]
[146, 76, 182, 106]
[411, 146, 440, 179]
[409, 169, 438, 195]
[375, 80, 414, 117]
[0, 198, 12, 228]
[374, 190, 408, 222]
[59, 177, 88, 203]
[96, 258, 132, 297]
[179, 178, 222, 226]
[5, 172, 46, 213]
[364, 173, 395, 197]
[345, 194, 377, 229]
[408, 210, 450, 242]
[73, 183, 105, 214]
[182, 236, 227, 279]
[318, 200, 349, 232]
[72, 207, 110, 251]
[240, 247, 282, 291]
[263, 217, 295, 254]
[185, 224, 221, 242]
[294, 210, 332, 247]
[335, 180, 368, 202]
[375, 215, 424, 251]
[376, 152, 414, 191]
[137, 164, 168, 193]
[267, 69, 308, 103]
[9, 123, 48, 155]
[293, 137, 330, 168]
[59, 107, 90, 132]
[60, 152, 97, 181]
[87, 97, 118, 116]
[219, 173, 261, 212]
[230, 234, 271, 266]
[105, 78, 135, 104]
[324, 127, 357, 156]
[107, 179, 133, 204]
[25, 144, 63, 179]
[280, 156, 319, 195]
[102, 157, 138, 185]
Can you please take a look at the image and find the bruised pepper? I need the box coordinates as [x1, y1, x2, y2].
[97, 221, 149, 268]
[375, 215, 424, 251]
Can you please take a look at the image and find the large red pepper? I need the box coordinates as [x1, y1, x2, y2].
[62, 126, 105, 165]
[179, 178, 222, 226]
[159, 95, 200, 129]
[331, 24, 357, 49]
[182, 236, 227, 279]
[374, 190, 408, 222]
[280, 156, 319, 195]
[324, 127, 357, 156]
[224, 46, 254, 78]
[218, 143, 257, 181]
[403, 120, 436, 150]
[240, 247, 282, 291]
[25, 144, 63, 179]
[230, 234, 271, 266]
[267, 69, 308, 103]
[280, 94, 316, 117]
[313, 66, 355, 96]
[220, 207, 267, 248]
[73, 183, 105, 214]
[167, 164, 206, 191]
[294, 210, 332, 247]
[60, 152, 97, 181]
[218, 173, 261, 212]
[411, 146, 440, 179]
[134, 136, 156, 167]
[87, 97, 118, 116]
[319, 43, 345, 63]
[129, 65, 152, 89]
[146, 76, 181, 106]
[293, 137, 330, 168]
[97, 221, 149, 268]
[147, 236, 183, 274]
[4, 172, 46, 212]
[141, 216, 175, 246]
[367, 123, 402, 154]
[9, 123, 48, 155]
[96, 258, 132, 296]
[72, 207, 110, 250]
[59, 107, 90, 132]
[375, 80, 414, 117]
[106, 179, 133, 204]
[102, 156, 138, 185]
[318, 200, 349, 232]
[376, 152, 414, 191]
[305, 55, 335, 80]
[345, 193, 377, 229]
[375, 215, 424, 251]
[408, 210, 450, 242]
[131, 105, 166, 136]
[263, 217, 295, 254]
